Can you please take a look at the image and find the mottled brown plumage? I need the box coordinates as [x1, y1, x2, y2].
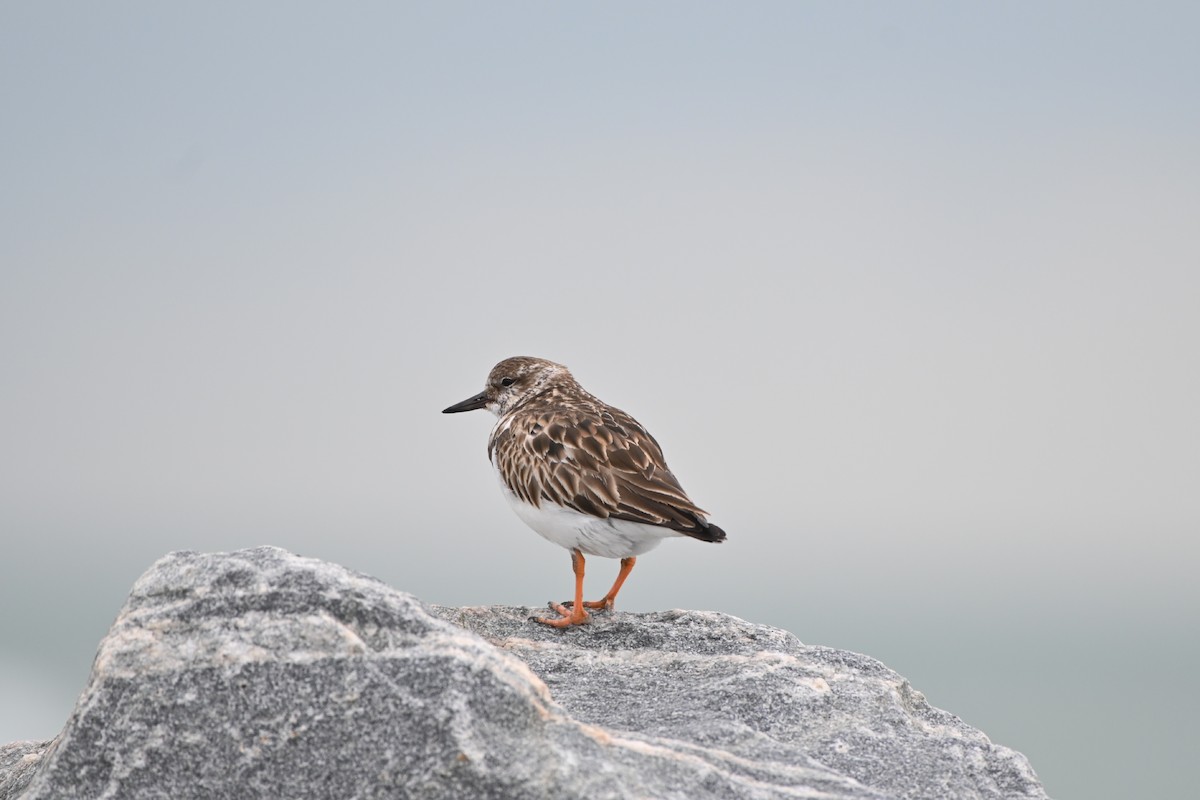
[443, 356, 726, 627]
[488, 384, 721, 540]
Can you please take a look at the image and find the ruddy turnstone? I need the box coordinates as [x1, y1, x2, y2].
[443, 356, 726, 628]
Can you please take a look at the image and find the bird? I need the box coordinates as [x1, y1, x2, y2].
[442, 356, 726, 628]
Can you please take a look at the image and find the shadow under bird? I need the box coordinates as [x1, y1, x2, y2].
[443, 356, 727, 628]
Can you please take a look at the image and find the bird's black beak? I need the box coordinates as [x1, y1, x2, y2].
[442, 391, 489, 414]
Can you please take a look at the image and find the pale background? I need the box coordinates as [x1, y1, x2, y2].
[2, 4, 1197, 799]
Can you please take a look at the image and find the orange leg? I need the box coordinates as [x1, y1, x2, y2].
[535, 549, 590, 628]
[569, 556, 636, 612]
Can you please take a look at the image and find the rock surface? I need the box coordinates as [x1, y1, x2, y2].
[0, 547, 1048, 799]
[0, 743, 47, 800]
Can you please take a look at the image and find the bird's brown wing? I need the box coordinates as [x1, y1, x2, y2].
[490, 403, 723, 540]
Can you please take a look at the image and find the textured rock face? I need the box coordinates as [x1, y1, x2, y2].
[0, 743, 46, 800]
[0, 548, 1048, 800]
[432, 606, 1048, 800]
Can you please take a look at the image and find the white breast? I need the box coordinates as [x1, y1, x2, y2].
[493, 468, 680, 559]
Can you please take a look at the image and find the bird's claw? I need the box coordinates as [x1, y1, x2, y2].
[561, 599, 614, 612]
[532, 601, 589, 628]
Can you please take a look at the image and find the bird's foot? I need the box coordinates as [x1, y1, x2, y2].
[562, 597, 615, 612]
[533, 601, 590, 628]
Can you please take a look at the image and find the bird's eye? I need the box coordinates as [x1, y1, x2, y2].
[501, 377, 515, 387]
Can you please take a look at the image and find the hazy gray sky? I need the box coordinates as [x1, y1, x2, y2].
[2, 4, 1197, 798]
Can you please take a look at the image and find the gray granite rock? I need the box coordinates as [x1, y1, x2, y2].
[0, 742, 49, 800]
[0, 547, 1048, 800]
[431, 606, 1048, 800]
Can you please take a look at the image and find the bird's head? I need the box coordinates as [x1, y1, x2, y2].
[442, 356, 571, 417]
